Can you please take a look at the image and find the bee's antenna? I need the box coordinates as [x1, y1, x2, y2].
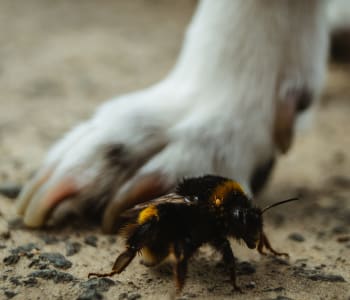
[261, 197, 299, 214]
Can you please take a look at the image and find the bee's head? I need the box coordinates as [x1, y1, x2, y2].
[230, 197, 299, 249]
[231, 207, 263, 249]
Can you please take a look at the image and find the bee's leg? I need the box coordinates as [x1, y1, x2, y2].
[173, 239, 197, 293]
[89, 221, 156, 278]
[259, 232, 289, 257]
[257, 236, 267, 255]
[88, 247, 136, 278]
[88, 271, 118, 278]
[211, 238, 242, 293]
[174, 255, 188, 292]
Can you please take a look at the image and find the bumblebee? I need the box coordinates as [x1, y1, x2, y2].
[89, 175, 297, 292]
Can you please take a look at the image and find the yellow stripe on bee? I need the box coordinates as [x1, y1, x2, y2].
[137, 205, 159, 224]
[211, 180, 245, 204]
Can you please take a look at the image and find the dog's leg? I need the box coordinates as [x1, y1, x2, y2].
[17, 1, 328, 230]
[328, 0, 350, 62]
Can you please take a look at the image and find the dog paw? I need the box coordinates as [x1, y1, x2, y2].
[17, 90, 175, 230]
[16, 0, 329, 231]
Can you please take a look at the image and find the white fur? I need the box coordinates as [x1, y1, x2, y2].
[18, 0, 329, 227]
[327, 0, 350, 30]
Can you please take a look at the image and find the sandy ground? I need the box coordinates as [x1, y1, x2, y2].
[0, 1, 349, 299]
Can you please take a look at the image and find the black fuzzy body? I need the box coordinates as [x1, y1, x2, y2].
[89, 175, 289, 292]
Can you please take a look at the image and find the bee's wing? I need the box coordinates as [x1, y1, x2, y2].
[120, 193, 195, 220]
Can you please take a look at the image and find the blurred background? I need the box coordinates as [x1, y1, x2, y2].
[0, 0, 196, 182]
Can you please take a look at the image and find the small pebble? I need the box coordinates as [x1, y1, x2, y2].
[237, 261, 256, 275]
[1, 275, 8, 281]
[184, 292, 197, 298]
[271, 256, 290, 266]
[10, 243, 40, 257]
[0, 231, 11, 239]
[245, 281, 256, 289]
[127, 293, 141, 300]
[332, 226, 349, 234]
[65, 241, 82, 256]
[28, 258, 49, 270]
[118, 293, 128, 300]
[293, 267, 346, 283]
[29, 269, 76, 283]
[273, 297, 293, 300]
[84, 235, 98, 247]
[118, 292, 142, 300]
[337, 236, 350, 243]
[288, 233, 305, 242]
[329, 175, 350, 189]
[77, 290, 103, 300]
[118, 293, 127, 300]
[7, 218, 25, 229]
[3, 254, 20, 266]
[23, 277, 38, 287]
[4, 291, 17, 299]
[39, 252, 72, 269]
[309, 274, 345, 282]
[108, 237, 116, 244]
[9, 276, 22, 286]
[80, 277, 116, 292]
[299, 263, 307, 268]
[264, 286, 285, 292]
[39, 234, 59, 244]
[0, 184, 22, 199]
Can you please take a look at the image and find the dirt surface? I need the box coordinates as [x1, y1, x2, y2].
[0, 1, 349, 299]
